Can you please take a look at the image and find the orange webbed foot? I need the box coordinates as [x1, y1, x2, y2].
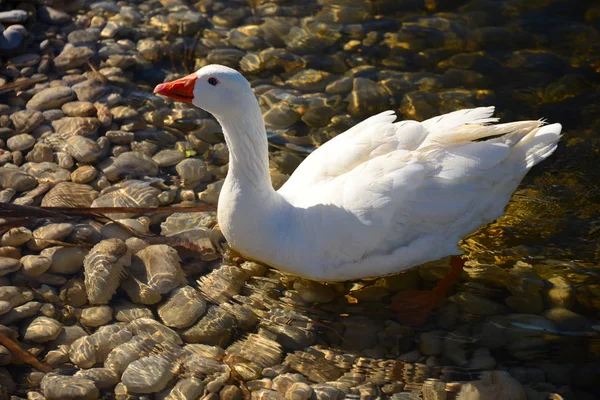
[389, 256, 464, 326]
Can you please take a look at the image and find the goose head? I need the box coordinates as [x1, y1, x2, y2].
[153, 64, 255, 118]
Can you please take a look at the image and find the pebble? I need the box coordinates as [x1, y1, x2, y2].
[54, 45, 95, 69]
[26, 87, 75, 111]
[545, 276, 576, 309]
[158, 285, 206, 328]
[542, 307, 588, 330]
[81, 306, 113, 327]
[10, 110, 43, 133]
[41, 374, 100, 400]
[23, 316, 62, 343]
[0, 257, 20, 276]
[121, 355, 174, 394]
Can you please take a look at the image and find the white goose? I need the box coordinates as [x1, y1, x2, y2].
[155, 65, 561, 322]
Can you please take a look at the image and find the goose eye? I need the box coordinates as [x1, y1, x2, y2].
[208, 77, 219, 86]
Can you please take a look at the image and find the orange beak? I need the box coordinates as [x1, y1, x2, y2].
[154, 73, 198, 103]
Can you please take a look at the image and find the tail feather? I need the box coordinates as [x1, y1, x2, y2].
[511, 123, 562, 168]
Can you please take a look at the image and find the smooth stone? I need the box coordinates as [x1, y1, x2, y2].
[152, 149, 185, 167]
[10, 110, 43, 133]
[546, 276, 576, 309]
[62, 101, 96, 117]
[285, 382, 313, 400]
[41, 182, 98, 207]
[23, 316, 62, 343]
[54, 45, 95, 69]
[66, 135, 102, 162]
[28, 223, 74, 251]
[0, 10, 27, 23]
[26, 87, 75, 111]
[21, 255, 51, 277]
[6, 133, 35, 151]
[0, 167, 37, 192]
[1, 227, 31, 247]
[72, 80, 107, 102]
[221, 385, 243, 400]
[121, 355, 173, 394]
[542, 307, 588, 330]
[0, 301, 42, 325]
[38, 6, 71, 25]
[80, 306, 113, 327]
[42, 246, 87, 274]
[41, 374, 100, 400]
[100, 151, 159, 181]
[158, 286, 206, 328]
[52, 116, 100, 138]
[26, 142, 54, 163]
[455, 371, 526, 400]
[105, 130, 134, 144]
[0, 257, 20, 276]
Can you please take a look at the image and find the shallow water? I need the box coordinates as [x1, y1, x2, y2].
[1, 0, 600, 398]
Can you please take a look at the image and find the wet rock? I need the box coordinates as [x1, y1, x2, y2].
[22, 162, 70, 183]
[121, 355, 174, 394]
[10, 110, 43, 133]
[181, 305, 236, 345]
[41, 182, 98, 207]
[158, 286, 206, 328]
[27, 223, 73, 251]
[60, 278, 88, 307]
[72, 80, 107, 102]
[74, 367, 119, 390]
[62, 101, 96, 117]
[84, 239, 131, 305]
[23, 316, 62, 342]
[121, 244, 184, 304]
[51, 116, 101, 138]
[38, 6, 71, 25]
[450, 292, 505, 315]
[26, 143, 54, 163]
[420, 331, 443, 356]
[42, 246, 87, 274]
[285, 382, 313, 400]
[542, 307, 588, 330]
[81, 306, 113, 327]
[105, 130, 134, 144]
[66, 135, 103, 163]
[456, 370, 525, 400]
[152, 149, 185, 167]
[1, 227, 31, 247]
[6, 133, 35, 151]
[0, 257, 20, 276]
[71, 165, 98, 183]
[176, 158, 208, 188]
[21, 255, 51, 277]
[26, 87, 75, 111]
[347, 78, 389, 118]
[0, 167, 37, 192]
[41, 374, 100, 400]
[54, 45, 95, 69]
[546, 276, 576, 309]
[100, 151, 159, 181]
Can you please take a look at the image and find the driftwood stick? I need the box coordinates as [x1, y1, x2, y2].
[0, 333, 53, 372]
